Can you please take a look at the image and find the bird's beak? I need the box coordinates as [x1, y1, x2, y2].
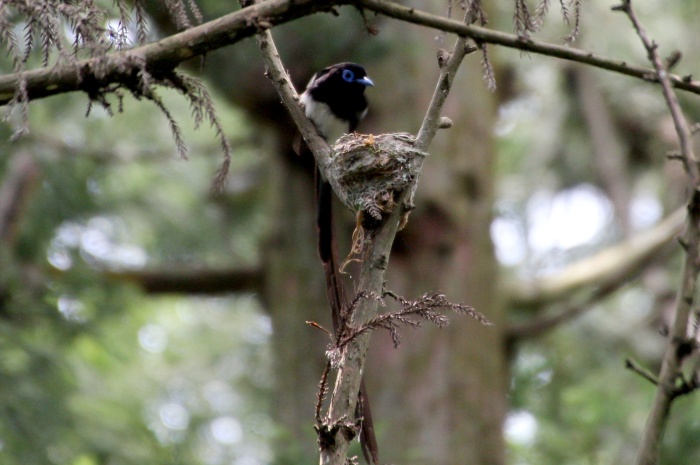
[356, 76, 374, 87]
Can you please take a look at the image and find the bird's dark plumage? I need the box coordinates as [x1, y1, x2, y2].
[297, 63, 377, 465]
[300, 62, 373, 144]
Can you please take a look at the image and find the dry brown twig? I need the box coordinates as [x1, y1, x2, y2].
[344, 291, 490, 348]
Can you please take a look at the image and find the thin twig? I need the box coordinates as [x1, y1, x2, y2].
[625, 358, 659, 386]
[334, 291, 490, 350]
[613, 1, 698, 184]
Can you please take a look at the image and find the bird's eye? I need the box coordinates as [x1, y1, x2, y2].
[341, 69, 355, 83]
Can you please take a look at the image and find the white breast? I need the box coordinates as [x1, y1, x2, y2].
[300, 92, 350, 144]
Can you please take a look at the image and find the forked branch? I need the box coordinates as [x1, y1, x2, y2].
[254, 6, 486, 462]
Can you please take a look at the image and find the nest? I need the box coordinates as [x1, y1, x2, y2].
[327, 132, 427, 220]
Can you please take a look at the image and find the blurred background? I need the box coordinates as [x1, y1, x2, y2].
[1, 1, 700, 464]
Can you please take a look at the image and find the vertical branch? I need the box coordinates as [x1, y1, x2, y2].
[416, 37, 474, 151]
[320, 190, 408, 465]
[615, 1, 697, 183]
[253, 25, 399, 465]
[613, 2, 700, 465]
[255, 5, 477, 463]
[253, 28, 333, 173]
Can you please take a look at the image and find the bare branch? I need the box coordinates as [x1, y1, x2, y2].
[613, 3, 697, 184]
[252, 18, 414, 465]
[312, 11, 479, 464]
[0, 0, 352, 106]
[507, 277, 623, 342]
[253, 28, 333, 174]
[356, 0, 700, 96]
[319, 190, 409, 465]
[505, 207, 685, 308]
[416, 14, 474, 150]
[100, 267, 264, 295]
[611, 3, 700, 465]
[3, 0, 700, 113]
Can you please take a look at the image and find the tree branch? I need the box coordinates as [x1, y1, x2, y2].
[0, 0, 351, 106]
[625, 358, 659, 387]
[253, 29, 333, 177]
[610, 3, 700, 465]
[416, 34, 474, 150]
[507, 274, 626, 342]
[254, 5, 479, 462]
[356, 0, 700, 96]
[4, 0, 700, 111]
[319, 192, 408, 465]
[101, 266, 263, 295]
[319, 17, 475, 465]
[505, 207, 685, 308]
[252, 25, 405, 465]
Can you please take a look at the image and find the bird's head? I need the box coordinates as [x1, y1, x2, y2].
[300, 62, 374, 140]
[310, 63, 374, 95]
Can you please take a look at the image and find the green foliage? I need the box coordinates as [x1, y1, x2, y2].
[0, 53, 272, 463]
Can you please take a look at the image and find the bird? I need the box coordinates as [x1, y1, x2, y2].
[300, 62, 374, 145]
[296, 63, 378, 465]
[298, 62, 374, 303]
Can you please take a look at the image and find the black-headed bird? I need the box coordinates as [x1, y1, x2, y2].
[300, 62, 374, 144]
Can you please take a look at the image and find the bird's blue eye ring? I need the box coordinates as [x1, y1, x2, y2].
[341, 69, 355, 83]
